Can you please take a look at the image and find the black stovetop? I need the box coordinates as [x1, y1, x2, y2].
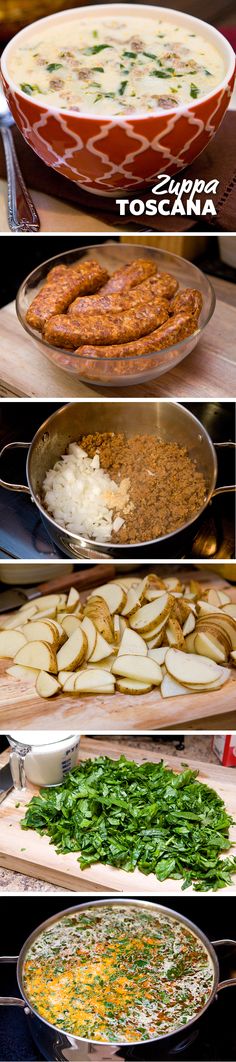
[0, 402, 235, 560]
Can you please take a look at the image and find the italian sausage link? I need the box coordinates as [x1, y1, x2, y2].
[100, 258, 157, 294]
[169, 289, 203, 319]
[26, 260, 109, 331]
[68, 273, 178, 318]
[43, 301, 169, 349]
[74, 312, 197, 361]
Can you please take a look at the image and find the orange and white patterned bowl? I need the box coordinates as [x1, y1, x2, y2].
[1, 4, 235, 195]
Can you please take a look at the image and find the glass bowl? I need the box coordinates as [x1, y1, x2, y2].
[16, 243, 215, 390]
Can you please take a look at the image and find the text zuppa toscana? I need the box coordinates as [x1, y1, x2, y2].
[23, 906, 214, 1042]
[8, 16, 225, 115]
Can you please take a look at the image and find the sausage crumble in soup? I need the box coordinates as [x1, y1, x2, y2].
[8, 17, 225, 115]
[23, 906, 214, 1043]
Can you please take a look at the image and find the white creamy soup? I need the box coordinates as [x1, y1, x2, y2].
[8, 16, 225, 116]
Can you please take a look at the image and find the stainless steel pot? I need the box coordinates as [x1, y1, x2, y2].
[0, 402, 234, 559]
[1, 899, 236, 1061]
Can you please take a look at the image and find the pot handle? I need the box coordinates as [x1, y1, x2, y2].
[212, 441, 236, 496]
[0, 441, 31, 494]
[212, 486, 236, 497]
[0, 954, 29, 1010]
[212, 939, 236, 991]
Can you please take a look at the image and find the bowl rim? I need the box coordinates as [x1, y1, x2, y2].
[1, 3, 236, 123]
[16, 242, 216, 366]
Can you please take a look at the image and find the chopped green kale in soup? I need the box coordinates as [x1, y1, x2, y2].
[8, 16, 224, 115]
[23, 905, 214, 1042]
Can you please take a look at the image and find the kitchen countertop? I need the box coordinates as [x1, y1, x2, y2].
[0, 735, 220, 893]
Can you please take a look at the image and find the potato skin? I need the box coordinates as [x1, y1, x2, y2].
[74, 311, 197, 360]
[43, 301, 169, 349]
[68, 273, 178, 318]
[26, 260, 109, 331]
[169, 289, 203, 319]
[100, 258, 157, 294]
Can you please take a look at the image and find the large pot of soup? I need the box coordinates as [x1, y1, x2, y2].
[1, 900, 236, 1060]
[0, 400, 234, 560]
[1, 5, 235, 194]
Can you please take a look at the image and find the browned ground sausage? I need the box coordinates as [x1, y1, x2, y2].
[74, 312, 197, 361]
[100, 258, 157, 294]
[169, 289, 203, 319]
[43, 300, 169, 349]
[68, 272, 178, 318]
[26, 260, 109, 331]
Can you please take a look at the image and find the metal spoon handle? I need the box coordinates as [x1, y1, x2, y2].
[1, 125, 40, 232]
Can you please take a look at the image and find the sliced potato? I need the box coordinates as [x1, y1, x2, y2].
[148, 647, 167, 665]
[66, 586, 80, 612]
[17, 604, 38, 619]
[197, 612, 236, 650]
[161, 674, 190, 698]
[84, 596, 114, 643]
[205, 588, 223, 608]
[118, 616, 128, 638]
[143, 626, 166, 648]
[130, 593, 170, 634]
[57, 628, 87, 671]
[145, 588, 167, 602]
[58, 669, 72, 686]
[34, 593, 62, 612]
[165, 648, 223, 686]
[183, 669, 230, 691]
[195, 622, 230, 656]
[14, 640, 57, 673]
[36, 671, 61, 698]
[117, 628, 147, 658]
[35, 607, 57, 620]
[112, 654, 162, 686]
[217, 590, 231, 606]
[22, 620, 59, 648]
[230, 651, 236, 666]
[121, 587, 142, 616]
[197, 600, 222, 617]
[89, 582, 126, 614]
[222, 603, 236, 619]
[182, 613, 196, 637]
[0, 629, 27, 658]
[81, 617, 97, 660]
[113, 614, 121, 644]
[89, 632, 114, 663]
[61, 615, 82, 637]
[194, 631, 226, 664]
[142, 614, 168, 643]
[87, 653, 116, 672]
[163, 577, 182, 592]
[184, 631, 198, 653]
[116, 677, 153, 694]
[62, 672, 77, 693]
[6, 664, 39, 681]
[74, 668, 115, 693]
[165, 618, 185, 650]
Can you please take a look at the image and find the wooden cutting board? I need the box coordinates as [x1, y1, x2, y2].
[0, 737, 235, 894]
[0, 569, 235, 732]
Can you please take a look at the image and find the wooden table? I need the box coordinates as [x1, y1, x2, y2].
[0, 274, 235, 398]
[1, 737, 235, 894]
